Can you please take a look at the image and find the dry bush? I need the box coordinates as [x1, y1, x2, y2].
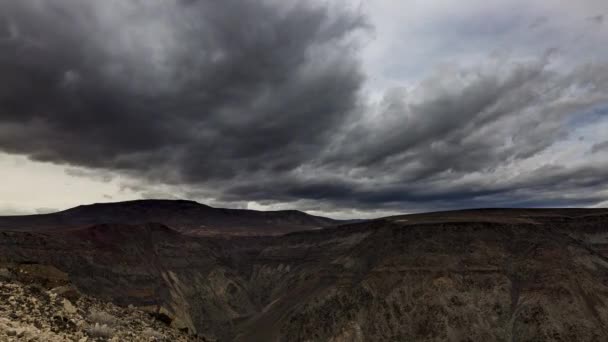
[142, 328, 166, 341]
[86, 323, 114, 338]
[88, 310, 117, 326]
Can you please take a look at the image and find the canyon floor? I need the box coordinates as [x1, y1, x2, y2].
[2, 202, 608, 341]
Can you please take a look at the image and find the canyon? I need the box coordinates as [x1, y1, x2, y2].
[2, 202, 608, 341]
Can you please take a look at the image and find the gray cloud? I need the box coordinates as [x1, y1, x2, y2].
[324, 56, 607, 172]
[529, 16, 549, 29]
[592, 141, 608, 153]
[1, 0, 608, 215]
[211, 55, 608, 212]
[588, 14, 604, 24]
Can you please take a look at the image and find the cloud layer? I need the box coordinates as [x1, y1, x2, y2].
[1, 0, 607, 216]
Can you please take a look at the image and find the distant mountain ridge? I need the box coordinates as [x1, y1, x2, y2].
[0, 199, 342, 235]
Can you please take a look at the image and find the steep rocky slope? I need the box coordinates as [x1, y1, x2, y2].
[0, 200, 340, 235]
[0, 265, 193, 341]
[1, 208, 608, 341]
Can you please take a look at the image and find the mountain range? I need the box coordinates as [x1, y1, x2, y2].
[0, 199, 342, 236]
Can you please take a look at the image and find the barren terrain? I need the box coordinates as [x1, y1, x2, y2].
[2, 203, 608, 341]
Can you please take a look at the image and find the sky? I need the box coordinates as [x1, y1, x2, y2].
[1, 0, 608, 219]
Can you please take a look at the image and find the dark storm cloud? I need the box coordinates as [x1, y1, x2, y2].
[1, 0, 608, 214]
[0, 0, 365, 180]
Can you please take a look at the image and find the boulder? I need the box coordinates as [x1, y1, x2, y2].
[0, 268, 12, 280]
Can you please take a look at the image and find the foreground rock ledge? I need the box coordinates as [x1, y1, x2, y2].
[0, 271, 195, 342]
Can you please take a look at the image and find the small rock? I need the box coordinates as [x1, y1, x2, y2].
[63, 298, 77, 314]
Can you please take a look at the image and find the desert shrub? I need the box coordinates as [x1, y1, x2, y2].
[142, 328, 166, 340]
[86, 323, 114, 338]
[88, 310, 117, 326]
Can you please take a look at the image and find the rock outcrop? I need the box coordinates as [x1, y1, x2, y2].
[0, 266, 194, 341]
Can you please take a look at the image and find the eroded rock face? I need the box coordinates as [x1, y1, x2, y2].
[1, 209, 608, 341]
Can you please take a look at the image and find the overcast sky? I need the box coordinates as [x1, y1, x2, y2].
[1, 0, 607, 218]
